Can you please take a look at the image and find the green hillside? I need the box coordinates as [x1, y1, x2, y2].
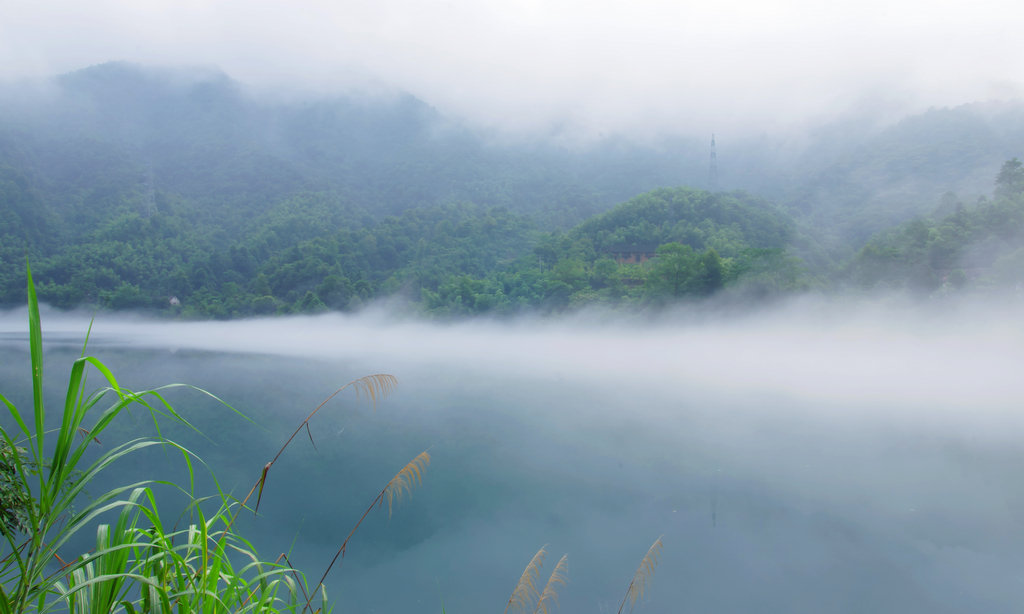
[2, 63, 1024, 317]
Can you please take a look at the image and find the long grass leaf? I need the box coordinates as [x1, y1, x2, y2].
[48, 357, 90, 497]
[26, 261, 44, 465]
[0, 392, 31, 440]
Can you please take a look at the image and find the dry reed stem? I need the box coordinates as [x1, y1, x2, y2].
[617, 536, 663, 614]
[223, 373, 397, 541]
[302, 449, 431, 614]
[504, 545, 547, 614]
[208, 372, 399, 613]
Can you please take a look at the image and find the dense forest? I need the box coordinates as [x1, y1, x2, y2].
[1, 63, 1023, 318]
[847, 158, 1024, 292]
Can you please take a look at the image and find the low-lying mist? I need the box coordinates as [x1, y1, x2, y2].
[1, 294, 1022, 613]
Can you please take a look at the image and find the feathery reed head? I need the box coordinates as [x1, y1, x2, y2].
[618, 536, 663, 614]
[534, 553, 568, 614]
[383, 450, 430, 516]
[504, 545, 547, 614]
[351, 374, 398, 410]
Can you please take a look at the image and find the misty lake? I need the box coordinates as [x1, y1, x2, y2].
[2, 298, 1024, 613]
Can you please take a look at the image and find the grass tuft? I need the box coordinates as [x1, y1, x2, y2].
[1, 263, 423, 614]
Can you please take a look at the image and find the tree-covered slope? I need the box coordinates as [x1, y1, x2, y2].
[6, 197, 536, 317]
[422, 187, 812, 315]
[847, 159, 1024, 293]
[0, 62, 691, 228]
[783, 102, 1024, 248]
[3, 62, 1024, 318]
[0, 181, 812, 318]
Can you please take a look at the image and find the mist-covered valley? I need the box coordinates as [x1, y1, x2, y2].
[3, 62, 1024, 322]
[2, 296, 1024, 613]
[2, 1, 1024, 610]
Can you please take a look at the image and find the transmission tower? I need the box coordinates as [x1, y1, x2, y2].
[708, 133, 719, 191]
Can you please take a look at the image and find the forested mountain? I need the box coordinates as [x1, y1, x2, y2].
[0, 62, 693, 229]
[847, 158, 1024, 292]
[421, 188, 811, 315]
[781, 102, 1024, 247]
[1, 62, 1022, 317]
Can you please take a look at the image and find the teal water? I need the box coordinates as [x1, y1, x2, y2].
[2, 306, 1023, 613]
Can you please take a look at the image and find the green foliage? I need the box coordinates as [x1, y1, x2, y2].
[847, 162, 1024, 293]
[27, 77, 1024, 314]
[995, 158, 1024, 199]
[0, 63, 820, 318]
[0, 266, 314, 612]
[645, 243, 699, 300]
[419, 188, 814, 315]
[0, 176, 814, 317]
[4, 66, 1024, 317]
[573, 187, 793, 257]
[0, 264, 440, 614]
[3, 195, 540, 318]
[0, 441, 34, 535]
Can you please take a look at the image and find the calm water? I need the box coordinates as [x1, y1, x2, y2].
[2, 302, 1023, 613]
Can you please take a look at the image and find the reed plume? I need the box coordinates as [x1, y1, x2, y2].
[239, 373, 398, 517]
[383, 450, 430, 516]
[304, 449, 431, 613]
[534, 553, 568, 614]
[215, 371, 409, 614]
[617, 536, 663, 614]
[504, 545, 547, 614]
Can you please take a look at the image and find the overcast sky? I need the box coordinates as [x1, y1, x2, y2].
[1, 0, 1021, 137]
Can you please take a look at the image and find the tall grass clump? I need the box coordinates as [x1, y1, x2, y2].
[0, 265, 428, 613]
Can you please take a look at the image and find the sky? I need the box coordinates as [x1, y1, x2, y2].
[1, 0, 1023, 137]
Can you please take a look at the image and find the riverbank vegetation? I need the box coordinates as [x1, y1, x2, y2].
[1, 268, 668, 613]
[0, 267, 423, 612]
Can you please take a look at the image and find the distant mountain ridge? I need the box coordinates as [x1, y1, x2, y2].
[1, 62, 1023, 315]
[0, 62, 693, 226]
[783, 101, 1024, 246]
[2, 62, 1021, 233]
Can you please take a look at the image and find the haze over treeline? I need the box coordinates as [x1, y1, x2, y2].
[1, 62, 1023, 317]
[2, 0, 1021, 137]
[3, 4, 1024, 612]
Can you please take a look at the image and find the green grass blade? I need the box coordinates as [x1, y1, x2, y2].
[0, 392, 31, 441]
[26, 261, 45, 465]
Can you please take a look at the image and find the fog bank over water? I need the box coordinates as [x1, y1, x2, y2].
[3, 295, 1022, 422]
[2, 296, 1024, 612]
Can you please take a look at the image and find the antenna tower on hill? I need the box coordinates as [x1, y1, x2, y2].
[708, 133, 719, 191]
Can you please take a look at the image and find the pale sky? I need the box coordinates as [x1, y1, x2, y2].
[1, 0, 1022, 137]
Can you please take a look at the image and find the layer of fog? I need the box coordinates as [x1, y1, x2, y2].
[1, 0, 1021, 139]
[4, 295, 1021, 426]
[2, 295, 1023, 612]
